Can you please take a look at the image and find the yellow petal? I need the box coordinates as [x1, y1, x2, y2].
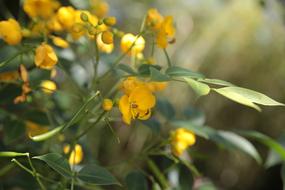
[118, 95, 132, 125]
[129, 86, 156, 110]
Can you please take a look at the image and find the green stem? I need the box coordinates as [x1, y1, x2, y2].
[75, 111, 106, 140]
[147, 158, 169, 189]
[62, 91, 100, 131]
[27, 154, 46, 190]
[179, 158, 201, 177]
[163, 48, 172, 67]
[11, 158, 33, 175]
[0, 48, 34, 67]
[12, 158, 57, 184]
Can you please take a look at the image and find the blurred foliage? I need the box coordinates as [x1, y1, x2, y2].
[0, 0, 285, 190]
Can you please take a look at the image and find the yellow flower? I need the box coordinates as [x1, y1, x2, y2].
[102, 98, 113, 111]
[56, 6, 76, 29]
[0, 19, 22, 45]
[26, 121, 49, 137]
[119, 85, 155, 125]
[40, 80, 57, 94]
[146, 8, 163, 30]
[120, 77, 143, 95]
[146, 82, 168, 92]
[103, 17, 116, 26]
[70, 10, 98, 40]
[96, 33, 114, 53]
[35, 43, 58, 70]
[52, 36, 69, 48]
[156, 16, 175, 48]
[30, 22, 48, 37]
[63, 144, 83, 165]
[23, 0, 60, 19]
[47, 16, 63, 32]
[101, 31, 113, 44]
[90, 0, 109, 18]
[120, 33, 145, 56]
[171, 128, 196, 156]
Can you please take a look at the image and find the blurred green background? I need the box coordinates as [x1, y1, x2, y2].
[1, 0, 285, 189]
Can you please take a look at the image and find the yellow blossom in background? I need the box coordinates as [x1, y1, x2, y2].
[70, 10, 98, 40]
[171, 128, 196, 156]
[101, 31, 113, 44]
[156, 16, 175, 48]
[0, 19, 22, 45]
[35, 43, 58, 70]
[103, 17, 116, 26]
[146, 8, 163, 30]
[97, 33, 114, 53]
[146, 9, 175, 49]
[64, 144, 84, 165]
[23, 0, 60, 19]
[47, 16, 63, 32]
[25, 121, 49, 137]
[90, 0, 109, 18]
[146, 82, 168, 92]
[52, 36, 69, 48]
[30, 22, 48, 37]
[121, 33, 145, 56]
[56, 6, 76, 30]
[102, 98, 113, 111]
[40, 80, 57, 94]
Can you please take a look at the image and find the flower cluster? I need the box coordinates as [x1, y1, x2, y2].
[118, 77, 167, 125]
[170, 128, 196, 156]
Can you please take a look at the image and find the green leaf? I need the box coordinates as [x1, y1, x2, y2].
[184, 77, 210, 97]
[156, 99, 175, 120]
[166, 66, 204, 79]
[125, 171, 148, 190]
[150, 67, 170, 82]
[33, 153, 72, 178]
[0, 152, 28, 157]
[170, 120, 209, 139]
[213, 87, 284, 111]
[78, 164, 120, 186]
[30, 125, 64, 142]
[138, 64, 161, 76]
[198, 78, 235, 87]
[238, 130, 285, 161]
[265, 134, 285, 168]
[117, 64, 137, 75]
[213, 131, 262, 164]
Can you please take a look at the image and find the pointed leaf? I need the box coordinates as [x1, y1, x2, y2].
[184, 77, 210, 97]
[78, 164, 120, 186]
[198, 78, 235, 87]
[33, 153, 72, 178]
[150, 67, 170, 82]
[214, 87, 284, 111]
[117, 64, 137, 75]
[214, 131, 262, 164]
[213, 88, 261, 111]
[166, 66, 204, 79]
[238, 130, 285, 161]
